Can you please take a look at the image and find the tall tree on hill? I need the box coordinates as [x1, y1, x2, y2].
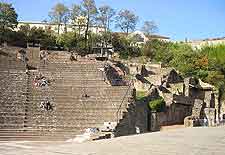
[97, 5, 116, 49]
[115, 9, 139, 35]
[71, 4, 85, 36]
[81, 0, 98, 52]
[142, 21, 158, 36]
[98, 5, 115, 32]
[49, 3, 69, 35]
[0, 2, 18, 43]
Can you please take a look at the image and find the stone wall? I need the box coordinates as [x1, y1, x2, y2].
[219, 100, 225, 121]
[114, 101, 149, 137]
[204, 108, 216, 126]
[155, 103, 192, 127]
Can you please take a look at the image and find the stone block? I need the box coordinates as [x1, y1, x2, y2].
[204, 108, 216, 127]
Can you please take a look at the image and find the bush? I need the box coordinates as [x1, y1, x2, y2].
[56, 32, 78, 51]
[136, 91, 146, 100]
[148, 97, 165, 112]
[112, 33, 141, 59]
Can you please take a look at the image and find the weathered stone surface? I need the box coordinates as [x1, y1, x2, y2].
[166, 69, 183, 84]
[1, 127, 225, 155]
[0, 50, 144, 140]
[192, 99, 205, 118]
[204, 108, 216, 127]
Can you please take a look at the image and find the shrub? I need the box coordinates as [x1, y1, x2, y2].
[56, 32, 78, 51]
[148, 97, 165, 112]
[136, 91, 146, 100]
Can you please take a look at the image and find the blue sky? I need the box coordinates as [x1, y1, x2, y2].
[3, 0, 225, 41]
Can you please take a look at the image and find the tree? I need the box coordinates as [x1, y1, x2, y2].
[18, 24, 31, 41]
[98, 5, 115, 31]
[49, 3, 69, 34]
[142, 39, 171, 61]
[142, 21, 158, 35]
[81, 0, 98, 52]
[97, 5, 115, 49]
[0, 2, 18, 30]
[56, 32, 78, 52]
[115, 9, 139, 35]
[148, 97, 165, 112]
[111, 33, 141, 59]
[71, 4, 85, 36]
[0, 2, 18, 43]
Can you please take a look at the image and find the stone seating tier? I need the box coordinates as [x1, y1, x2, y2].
[0, 58, 131, 141]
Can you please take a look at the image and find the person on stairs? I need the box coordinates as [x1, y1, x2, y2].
[70, 52, 77, 61]
[45, 101, 53, 111]
[40, 50, 48, 64]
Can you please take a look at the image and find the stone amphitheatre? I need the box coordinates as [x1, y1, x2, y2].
[0, 45, 225, 154]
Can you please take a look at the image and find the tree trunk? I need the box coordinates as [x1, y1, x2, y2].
[58, 24, 60, 35]
[78, 25, 81, 37]
[64, 23, 67, 33]
[84, 14, 90, 54]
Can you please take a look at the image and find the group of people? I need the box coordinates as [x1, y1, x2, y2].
[33, 73, 49, 87]
[40, 101, 53, 111]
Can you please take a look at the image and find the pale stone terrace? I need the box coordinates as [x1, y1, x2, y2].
[0, 127, 224, 155]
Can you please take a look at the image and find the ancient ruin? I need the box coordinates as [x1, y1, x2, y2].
[127, 62, 225, 130]
[0, 46, 149, 141]
[0, 45, 224, 141]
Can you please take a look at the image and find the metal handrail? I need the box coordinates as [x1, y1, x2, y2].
[116, 79, 134, 123]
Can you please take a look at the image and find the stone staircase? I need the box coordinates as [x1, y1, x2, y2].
[0, 55, 30, 140]
[0, 54, 133, 141]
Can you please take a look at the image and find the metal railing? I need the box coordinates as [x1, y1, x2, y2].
[116, 80, 134, 123]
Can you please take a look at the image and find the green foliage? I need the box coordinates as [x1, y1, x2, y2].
[56, 32, 78, 51]
[115, 9, 139, 34]
[141, 41, 225, 100]
[48, 3, 69, 34]
[205, 71, 224, 87]
[148, 97, 165, 112]
[136, 91, 146, 100]
[98, 5, 116, 31]
[0, 2, 18, 43]
[40, 33, 57, 50]
[169, 45, 200, 76]
[0, 2, 18, 30]
[201, 44, 225, 71]
[112, 33, 141, 59]
[142, 21, 158, 35]
[142, 39, 171, 61]
[81, 0, 98, 51]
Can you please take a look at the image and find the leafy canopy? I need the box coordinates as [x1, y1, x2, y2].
[0, 2, 18, 30]
[115, 9, 139, 34]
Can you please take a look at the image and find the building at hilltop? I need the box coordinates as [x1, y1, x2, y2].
[114, 31, 170, 47]
[15, 21, 105, 34]
[187, 37, 225, 48]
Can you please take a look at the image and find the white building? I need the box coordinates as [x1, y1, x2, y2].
[187, 37, 225, 49]
[16, 21, 105, 34]
[129, 31, 170, 46]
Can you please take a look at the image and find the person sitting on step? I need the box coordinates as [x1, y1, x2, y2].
[40, 101, 45, 110]
[82, 93, 90, 98]
[45, 101, 53, 111]
[70, 52, 77, 61]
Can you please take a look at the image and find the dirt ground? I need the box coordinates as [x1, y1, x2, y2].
[160, 124, 185, 131]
